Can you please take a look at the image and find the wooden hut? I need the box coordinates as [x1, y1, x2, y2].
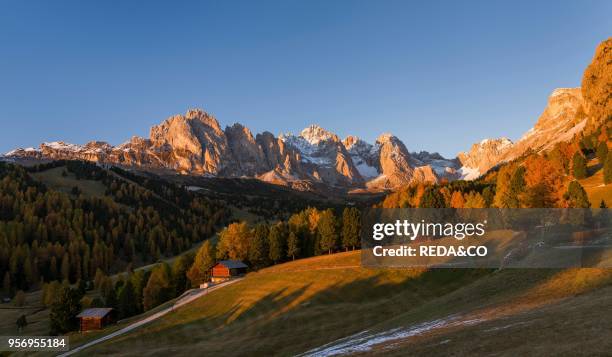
[211, 260, 248, 283]
[77, 308, 114, 331]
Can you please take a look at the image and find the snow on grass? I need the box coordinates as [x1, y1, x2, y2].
[299, 315, 485, 356]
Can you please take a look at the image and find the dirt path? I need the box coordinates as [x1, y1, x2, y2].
[58, 278, 243, 357]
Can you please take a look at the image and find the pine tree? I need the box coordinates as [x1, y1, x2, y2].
[130, 270, 147, 313]
[572, 152, 588, 179]
[483, 187, 495, 207]
[2, 272, 10, 295]
[49, 287, 81, 334]
[604, 152, 612, 185]
[117, 280, 137, 318]
[61, 254, 70, 282]
[268, 224, 286, 263]
[287, 232, 300, 260]
[341, 207, 361, 251]
[248, 224, 269, 269]
[104, 286, 118, 309]
[507, 166, 526, 207]
[419, 187, 446, 208]
[318, 209, 338, 254]
[42, 281, 62, 307]
[596, 141, 608, 163]
[464, 192, 486, 208]
[564, 181, 591, 208]
[171, 253, 193, 296]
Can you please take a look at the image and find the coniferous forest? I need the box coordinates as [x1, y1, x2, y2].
[0, 161, 227, 294]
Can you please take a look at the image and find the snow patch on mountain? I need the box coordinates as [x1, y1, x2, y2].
[280, 133, 333, 166]
[42, 141, 83, 152]
[458, 166, 481, 180]
[299, 124, 336, 145]
[355, 162, 378, 179]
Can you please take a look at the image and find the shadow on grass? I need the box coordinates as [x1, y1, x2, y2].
[86, 266, 612, 356]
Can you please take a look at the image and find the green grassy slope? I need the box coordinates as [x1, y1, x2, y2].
[81, 252, 612, 356]
[31, 166, 107, 197]
[580, 159, 612, 207]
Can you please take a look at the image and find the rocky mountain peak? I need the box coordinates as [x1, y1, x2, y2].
[342, 135, 360, 150]
[185, 108, 222, 132]
[581, 38, 612, 131]
[458, 86, 588, 180]
[532, 88, 584, 132]
[300, 124, 337, 145]
[457, 138, 514, 179]
[375, 133, 397, 144]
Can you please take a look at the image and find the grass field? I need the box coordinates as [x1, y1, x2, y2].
[31, 166, 107, 197]
[580, 158, 612, 207]
[0, 290, 49, 337]
[580, 169, 612, 207]
[78, 251, 612, 356]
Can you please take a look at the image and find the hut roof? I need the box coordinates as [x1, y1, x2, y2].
[77, 308, 113, 318]
[217, 260, 248, 269]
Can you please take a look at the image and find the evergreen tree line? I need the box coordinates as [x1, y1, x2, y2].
[0, 161, 228, 296]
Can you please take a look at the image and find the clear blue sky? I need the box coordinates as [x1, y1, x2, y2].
[0, 0, 610, 157]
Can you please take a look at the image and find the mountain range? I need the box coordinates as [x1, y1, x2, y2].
[2, 86, 589, 192]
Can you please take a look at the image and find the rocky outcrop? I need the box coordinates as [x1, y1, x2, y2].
[224, 123, 266, 176]
[458, 87, 588, 178]
[149, 109, 230, 174]
[280, 125, 364, 186]
[582, 38, 612, 132]
[372, 134, 414, 188]
[457, 138, 513, 179]
[343, 136, 379, 179]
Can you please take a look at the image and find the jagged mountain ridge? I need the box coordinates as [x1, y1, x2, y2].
[3, 86, 591, 191]
[4, 109, 459, 190]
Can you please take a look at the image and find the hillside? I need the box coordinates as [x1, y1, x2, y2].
[580, 157, 612, 207]
[0, 160, 227, 292]
[79, 252, 612, 356]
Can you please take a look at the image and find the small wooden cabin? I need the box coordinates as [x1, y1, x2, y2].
[211, 260, 248, 283]
[77, 308, 114, 331]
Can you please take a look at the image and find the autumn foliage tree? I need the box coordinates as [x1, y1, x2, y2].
[187, 241, 216, 286]
[143, 263, 172, 311]
[450, 191, 465, 208]
[216, 222, 250, 261]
